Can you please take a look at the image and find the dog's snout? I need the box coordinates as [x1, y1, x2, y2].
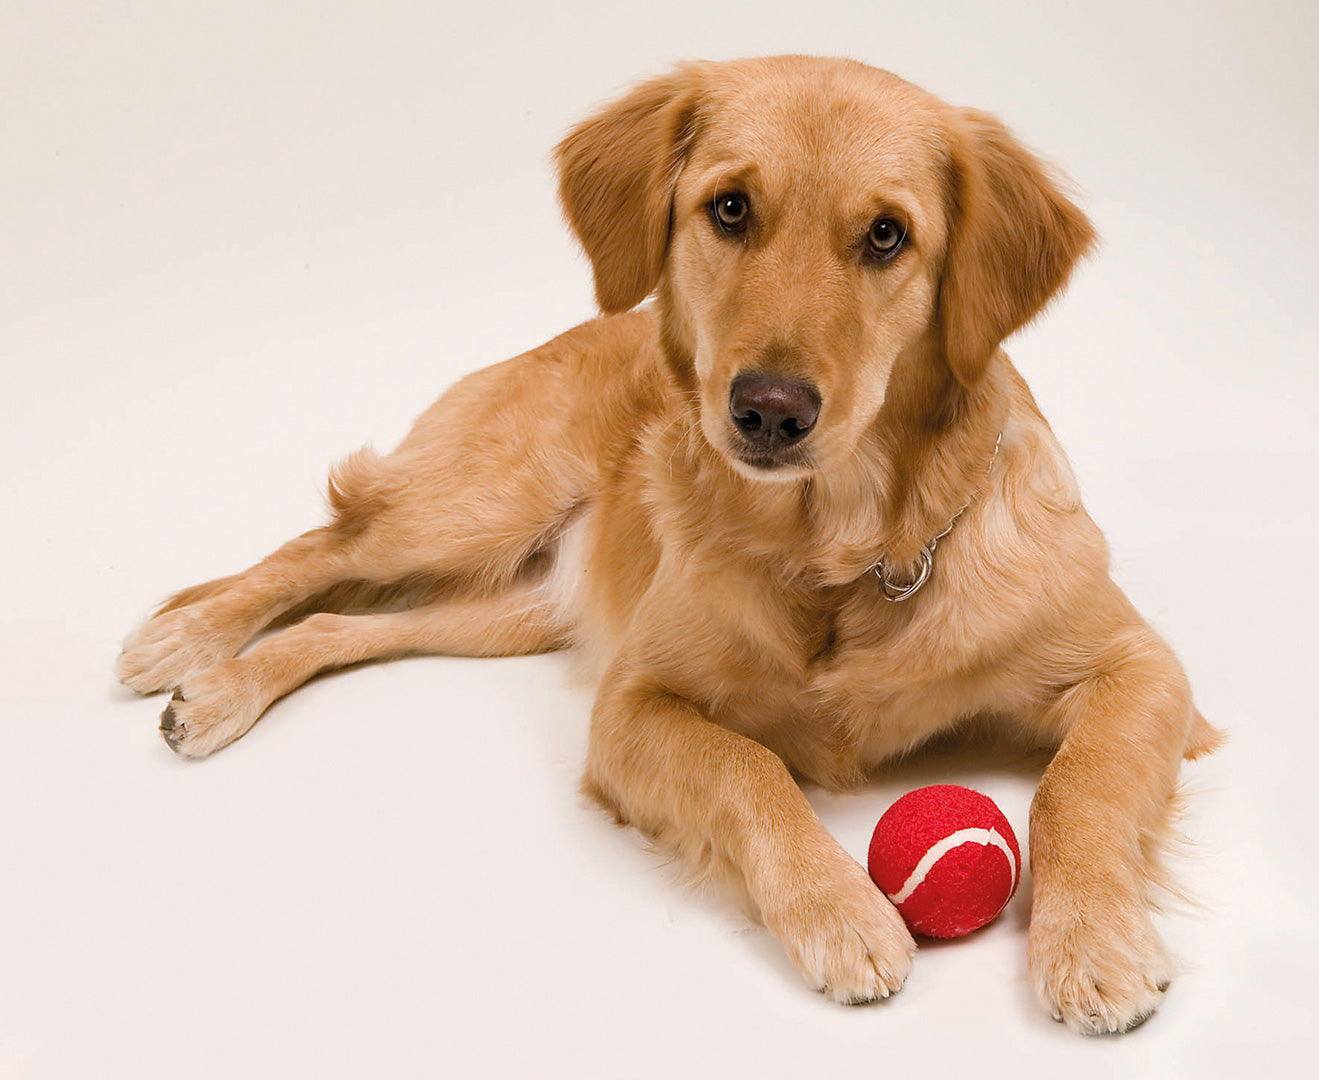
[728, 373, 822, 450]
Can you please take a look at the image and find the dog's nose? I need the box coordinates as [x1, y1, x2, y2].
[728, 373, 822, 449]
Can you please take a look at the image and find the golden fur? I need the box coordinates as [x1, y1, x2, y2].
[117, 56, 1221, 1033]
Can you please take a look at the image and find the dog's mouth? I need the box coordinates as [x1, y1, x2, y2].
[725, 440, 813, 475]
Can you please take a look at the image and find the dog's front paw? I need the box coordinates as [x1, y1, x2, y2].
[158, 661, 265, 758]
[116, 605, 245, 694]
[1029, 882, 1172, 1034]
[763, 852, 916, 1004]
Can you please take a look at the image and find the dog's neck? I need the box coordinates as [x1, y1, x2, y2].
[651, 333, 1009, 590]
[810, 339, 1010, 586]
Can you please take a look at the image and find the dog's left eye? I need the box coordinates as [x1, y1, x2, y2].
[866, 217, 906, 259]
[710, 193, 750, 233]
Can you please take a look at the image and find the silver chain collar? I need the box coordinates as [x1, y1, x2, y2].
[870, 431, 1002, 602]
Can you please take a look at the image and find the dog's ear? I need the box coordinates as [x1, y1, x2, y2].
[555, 68, 704, 313]
[938, 109, 1096, 386]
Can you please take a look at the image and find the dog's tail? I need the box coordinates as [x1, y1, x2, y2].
[1184, 707, 1226, 760]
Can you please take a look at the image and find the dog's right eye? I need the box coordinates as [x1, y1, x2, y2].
[710, 193, 750, 233]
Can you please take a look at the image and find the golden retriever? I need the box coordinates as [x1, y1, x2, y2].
[117, 56, 1221, 1033]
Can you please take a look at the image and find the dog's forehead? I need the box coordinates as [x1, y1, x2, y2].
[692, 61, 950, 195]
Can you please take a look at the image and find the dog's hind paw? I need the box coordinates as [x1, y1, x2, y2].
[116, 605, 244, 694]
[156, 663, 264, 758]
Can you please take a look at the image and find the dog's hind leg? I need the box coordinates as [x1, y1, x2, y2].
[116, 311, 662, 696]
[115, 453, 572, 696]
[116, 523, 389, 694]
[157, 582, 569, 757]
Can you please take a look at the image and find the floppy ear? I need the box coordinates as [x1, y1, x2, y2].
[555, 68, 704, 313]
[938, 108, 1096, 386]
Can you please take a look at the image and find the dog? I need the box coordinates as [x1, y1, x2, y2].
[117, 55, 1221, 1033]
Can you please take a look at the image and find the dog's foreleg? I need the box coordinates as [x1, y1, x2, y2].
[586, 675, 915, 1003]
[1026, 628, 1199, 1034]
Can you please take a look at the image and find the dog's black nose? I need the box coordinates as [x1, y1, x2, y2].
[728, 373, 821, 449]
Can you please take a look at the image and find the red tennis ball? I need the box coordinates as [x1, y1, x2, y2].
[867, 785, 1021, 939]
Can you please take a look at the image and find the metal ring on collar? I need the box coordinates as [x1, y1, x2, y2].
[875, 546, 933, 602]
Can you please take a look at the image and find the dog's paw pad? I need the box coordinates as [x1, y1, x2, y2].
[159, 690, 188, 752]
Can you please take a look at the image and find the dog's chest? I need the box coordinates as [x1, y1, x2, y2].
[705, 578, 991, 778]
[644, 564, 950, 767]
[554, 504, 985, 781]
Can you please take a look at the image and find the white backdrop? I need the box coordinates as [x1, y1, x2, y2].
[3, 1, 1317, 1077]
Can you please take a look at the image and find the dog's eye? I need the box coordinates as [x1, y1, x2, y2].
[711, 193, 750, 233]
[866, 217, 906, 259]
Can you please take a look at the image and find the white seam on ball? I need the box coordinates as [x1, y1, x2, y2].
[886, 827, 1017, 905]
